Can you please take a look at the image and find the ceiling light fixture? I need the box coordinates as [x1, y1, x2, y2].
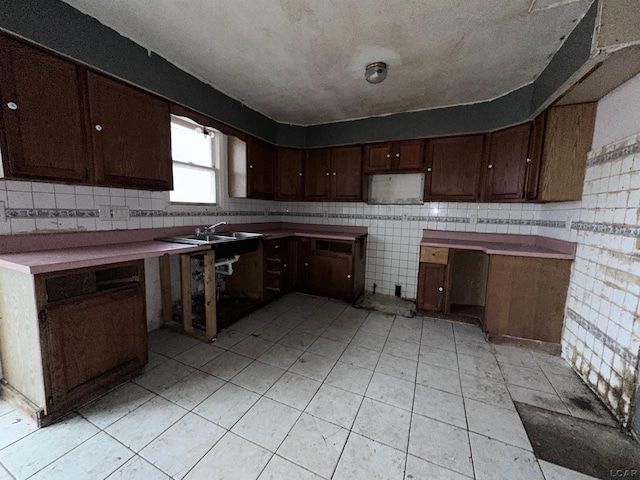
[364, 62, 387, 84]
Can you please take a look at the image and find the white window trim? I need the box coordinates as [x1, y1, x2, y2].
[165, 115, 229, 212]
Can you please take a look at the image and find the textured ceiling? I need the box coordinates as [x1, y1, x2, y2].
[62, 0, 594, 125]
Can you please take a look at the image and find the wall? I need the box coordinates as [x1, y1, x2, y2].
[0, 176, 574, 312]
[558, 73, 640, 428]
[0, 0, 598, 146]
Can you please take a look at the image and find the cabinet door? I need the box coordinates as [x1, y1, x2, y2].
[424, 135, 484, 201]
[394, 140, 424, 170]
[44, 287, 147, 410]
[304, 149, 331, 201]
[484, 123, 531, 201]
[247, 137, 275, 199]
[363, 143, 391, 173]
[310, 251, 353, 299]
[331, 146, 363, 201]
[417, 263, 446, 312]
[276, 147, 304, 200]
[293, 238, 312, 291]
[0, 37, 89, 182]
[87, 72, 172, 190]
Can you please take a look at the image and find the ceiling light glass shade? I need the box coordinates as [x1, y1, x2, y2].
[365, 62, 387, 84]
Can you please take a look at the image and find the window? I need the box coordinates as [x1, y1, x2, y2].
[170, 115, 219, 204]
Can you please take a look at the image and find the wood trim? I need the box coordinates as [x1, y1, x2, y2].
[159, 255, 173, 326]
[180, 254, 192, 333]
[170, 104, 247, 140]
[203, 251, 217, 340]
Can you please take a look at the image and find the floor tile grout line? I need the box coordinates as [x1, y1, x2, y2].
[451, 321, 478, 479]
[404, 313, 425, 480]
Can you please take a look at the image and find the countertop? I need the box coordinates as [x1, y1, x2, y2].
[0, 241, 210, 274]
[0, 222, 368, 274]
[419, 230, 576, 260]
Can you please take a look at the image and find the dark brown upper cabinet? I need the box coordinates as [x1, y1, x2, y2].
[363, 139, 424, 173]
[87, 72, 172, 191]
[331, 146, 364, 201]
[534, 103, 597, 202]
[275, 147, 304, 200]
[305, 146, 364, 202]
[482, 123, 532, 202]
[424, 134, 484, 202]
[247, 137, 276, 199]
[304, 148, 331, 201]
[0, 36, 90, 183]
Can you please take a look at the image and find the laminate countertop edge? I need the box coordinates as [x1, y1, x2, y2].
[420, 230, 576, 260]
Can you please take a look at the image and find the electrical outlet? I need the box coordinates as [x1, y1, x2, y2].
[565, 215, 572, 232]
[470, 214, 478, 225]
[323, 211, 329, 218]
[264, 209, 268, 217]
[113, 206, 130, 221]
[0, 201, 6, 222]
[98, 205, 111, 221]
[402, 213, 408, 221]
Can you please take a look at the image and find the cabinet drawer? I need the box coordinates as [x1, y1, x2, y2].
[265, 239, 286, 257]
[420, 246, 449, 264]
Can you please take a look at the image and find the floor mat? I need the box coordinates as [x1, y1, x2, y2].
[515, 402, 640, 479]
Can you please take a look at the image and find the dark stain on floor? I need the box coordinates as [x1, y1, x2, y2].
[516, 402, 640, 479]
[569, 396, 596, 413]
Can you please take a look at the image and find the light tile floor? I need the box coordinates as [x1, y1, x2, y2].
[0, 292, 611, 480]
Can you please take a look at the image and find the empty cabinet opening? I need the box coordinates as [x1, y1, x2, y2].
[45, 264, 141, 303]
[449, 250, 489, 323]
[314, 240, 353, 255]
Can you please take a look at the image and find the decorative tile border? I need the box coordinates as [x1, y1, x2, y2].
[572, 221, 640, 238]
[566, 308, 638, 366]
[587, 140, 639, 167]
[5, 208, 639, 238]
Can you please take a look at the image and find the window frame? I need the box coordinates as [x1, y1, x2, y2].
[167, 114, 223, 209]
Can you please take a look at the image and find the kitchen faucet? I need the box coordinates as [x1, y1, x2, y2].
[204, 221, 227, 234]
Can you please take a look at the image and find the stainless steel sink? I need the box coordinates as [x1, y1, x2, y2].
[157, 231, 264, 258]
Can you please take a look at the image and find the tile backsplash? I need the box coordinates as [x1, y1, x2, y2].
[0, 178, 584, 299]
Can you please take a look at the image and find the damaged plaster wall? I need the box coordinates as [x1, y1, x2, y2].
[561, 73, 640, 426]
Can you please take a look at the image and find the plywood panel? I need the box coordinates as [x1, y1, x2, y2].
[485, 255, 572, 343]
[0, 268, 45, 408]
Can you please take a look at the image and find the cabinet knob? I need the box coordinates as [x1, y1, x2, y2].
[249, 164, 254, 169]
[7, 102, 17, 110]
[526, 158, 532, 163]
[304, 262, 308, 267]
[347, 274, 352, 279]
[427, 167, 432, 172]
[283, 263, 287, 267]
[438, 287, 444, 292]
[274, 245, 279, 249]
[326, 172, 330, 176]
[95, 124, 103, 132]
[386, 154, 391, 158]
[333, 172, 337, 176]
[395, 153, 400, 158]
[487, 164, 493, 169]
[299, 172, 303, 176]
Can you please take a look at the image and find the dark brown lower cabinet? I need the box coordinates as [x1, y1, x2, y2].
[0, 261, 147, 426]
[263, 237, 292, 301]
[293, 237, 366, 302]
[416, 246, 572, 350]
[417, 262, 447, 312]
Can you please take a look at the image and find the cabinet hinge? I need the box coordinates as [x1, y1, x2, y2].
[38, 310, 46, 324]
[47, 396, 54, 408]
